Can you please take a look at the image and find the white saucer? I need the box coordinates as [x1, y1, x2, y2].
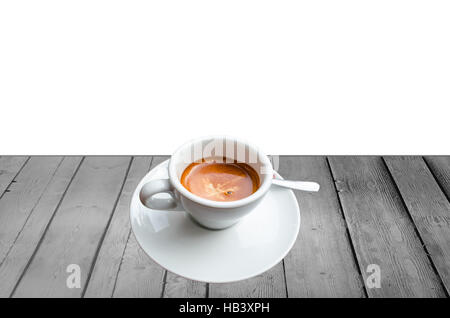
[130, 160, 300, 283]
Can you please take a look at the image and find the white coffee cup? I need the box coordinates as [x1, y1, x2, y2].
[139, 136, 273, 230]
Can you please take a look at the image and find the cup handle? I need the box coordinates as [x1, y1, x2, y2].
[139, 179, 180, 210]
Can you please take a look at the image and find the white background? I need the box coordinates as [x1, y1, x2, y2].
[1, 0, 449, 154]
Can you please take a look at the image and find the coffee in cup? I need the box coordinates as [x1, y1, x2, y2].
[180, 157, 260, 202]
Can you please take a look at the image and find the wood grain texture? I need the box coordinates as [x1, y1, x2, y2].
[280, 156, 365, 297]
[163, 271, 206, 298]
[0, 157, 82, 297]
[112, 156, 168, 298]
[112, 232, 165, 297]
[424, 157, 450, 200]
[84, 156, 153, 298]
[0, 156, 29, 196]
[384, 156, 450, 295]
[1, 155, 447, 298]
[12, 157, 131, 297]
[328, 156, 446, 297]
[209, 262, 287, 298]
[0, 157, 63, 264]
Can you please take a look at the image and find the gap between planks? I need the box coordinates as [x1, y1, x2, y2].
[0, 156, 30, 201]
[325, 157, 369, 298]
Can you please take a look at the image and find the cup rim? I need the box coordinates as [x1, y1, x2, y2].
[168, 135, 273, 209]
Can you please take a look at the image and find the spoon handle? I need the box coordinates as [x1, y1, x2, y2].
[272, 179, 320, 192]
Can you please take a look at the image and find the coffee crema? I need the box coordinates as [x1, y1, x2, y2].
[180, 158, 260, 202]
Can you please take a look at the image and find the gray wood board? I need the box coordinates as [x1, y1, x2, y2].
[84, 156, 153, 297]
[12, 157, 132, 297]
[1, 155, 448, 298]
[328, 156, 446, 297]
[280, 156, 365, 297]
[112, 232, 166, 297]
[0, 156, 29, 196]
[384, 156, 450, 295]
[163, 271, 207, 298]
[0, 157, 82, 297]
[424, 157, 450, 201]
[209, 263, 287, 298]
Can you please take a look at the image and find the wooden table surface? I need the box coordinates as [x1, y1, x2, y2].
[0, 156, 449, 298]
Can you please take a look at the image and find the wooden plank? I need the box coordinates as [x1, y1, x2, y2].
[280, 156, 365, 297]
[424, 156, 450, 200]
[209, 262, 286, 298]
[384, 156, 450, 294]
[84, 156, 153, 298]
[0, 157, 82, 297]
[12, 157, 132, 297]
[0, 157, 64, 263]
[163, 271, 206, 298]
[328, 156, 446, 297]
[0, 156, 29, 196]
[112, 232, 166, 298]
